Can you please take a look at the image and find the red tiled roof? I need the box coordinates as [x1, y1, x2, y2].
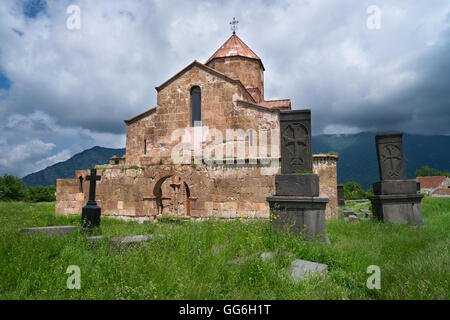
[416, 176, 447, 189]
[205, 34, 264, 70]
[259, 99, 291, 110]
[432, 188, 450, 195]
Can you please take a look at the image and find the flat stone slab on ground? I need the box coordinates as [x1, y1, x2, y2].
[359, 209, 370, 213]
[86, 235, 105, 243]
[288, 259, 328, 282]
[229, 251, 290, 265]
[21, 225, 76, 236]
[109, 234, 165, 251]
[344, 215, 359, 223]
[343, 209, 354, 217]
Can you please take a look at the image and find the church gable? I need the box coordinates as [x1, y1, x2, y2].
[156, 63, 252, 129]
[155, 61, 255, 103]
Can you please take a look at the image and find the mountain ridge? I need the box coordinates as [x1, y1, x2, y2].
[21, 146, 126, 187]
[21, 133, 450, 189]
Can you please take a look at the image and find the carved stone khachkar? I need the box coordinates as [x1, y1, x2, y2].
[337, 185, 345, 207]
[267, 110, 329, 242]
[81, 168, 102, 231]
[369, 133, 424, 226]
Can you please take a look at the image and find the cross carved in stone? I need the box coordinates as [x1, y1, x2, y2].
[283, 123, 309, 169]
[381, 144, 402, 178]
[86, 168, 101, 204]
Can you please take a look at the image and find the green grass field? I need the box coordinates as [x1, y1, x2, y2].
[0, 198, 448, 300]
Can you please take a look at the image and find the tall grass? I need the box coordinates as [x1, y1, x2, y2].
[0, 198, 448, 299]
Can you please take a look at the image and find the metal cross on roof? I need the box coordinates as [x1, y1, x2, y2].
[230, 17, 239, 34]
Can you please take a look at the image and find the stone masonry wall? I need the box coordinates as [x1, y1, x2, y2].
[207, 57, 264, 102]
[125, 65, 279, 167]
[313, 154, 339, 219]
[55, 155, 338, 220]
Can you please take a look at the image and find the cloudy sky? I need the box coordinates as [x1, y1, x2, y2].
[0, 0, 449, 178]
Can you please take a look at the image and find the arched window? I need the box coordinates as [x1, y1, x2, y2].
[190, 86, 201, 127]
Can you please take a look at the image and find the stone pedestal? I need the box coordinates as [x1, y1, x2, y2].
[267, 195, 329, 242]
[267, 110, 329, 242]
[370, 193, 424, 226]
[369, 133, 424, 226]
[81, 202, 101, 231]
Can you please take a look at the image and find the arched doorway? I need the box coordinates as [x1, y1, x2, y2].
[153, 175, 172, 215]
[153, 176, 192, 217]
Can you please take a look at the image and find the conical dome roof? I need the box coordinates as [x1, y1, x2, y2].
[205, 34, 264, 70]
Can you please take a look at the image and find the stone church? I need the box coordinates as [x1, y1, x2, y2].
[56, 32, 338, 221]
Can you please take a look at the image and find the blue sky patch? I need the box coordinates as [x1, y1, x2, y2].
[23, 0, 47, 19]
[0, 72, 11, 89]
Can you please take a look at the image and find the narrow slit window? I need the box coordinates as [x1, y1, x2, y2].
[190, 86, 201, 127]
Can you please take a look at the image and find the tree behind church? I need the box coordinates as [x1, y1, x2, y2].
[0, 174, 26, 201]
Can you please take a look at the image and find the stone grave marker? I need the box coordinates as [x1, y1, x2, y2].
[369, 133, 424, 226]
[286, 259, 328, 282]
[344, 215, 359, 223]
[267, 110, 329, 242]
[109, 234, 165, 251]
[21, 225, 76, 236]
[81, 168, 102, 232]
[337, 185, 345, 206]
[343, 209, 354, 217]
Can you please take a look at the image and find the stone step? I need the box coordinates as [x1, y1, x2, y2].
[20, 225, 77, 236]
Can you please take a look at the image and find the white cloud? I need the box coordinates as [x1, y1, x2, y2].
[0, 0, 449, 177]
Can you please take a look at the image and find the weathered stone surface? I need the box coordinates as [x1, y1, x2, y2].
[267, 195, 329, 242]
[373, 180, 418, 195]
[280, 110, 312, 174]
[344, 215, 359, 223]
[337, 184, 345, 207]
[109, 234, 165, 251]
[313, 154, 339, 219]
[375, 133, 406, 181]
[228, 250, 290, 265]
[343, 209, 354, 217]
[287, 259, 328, 282]
[275, 173, 319, 196]
[371, 132, 424, 226]
[86, 235, 105, 243]
[21, 225, 76, 236]
[370, 194, 424, 226]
